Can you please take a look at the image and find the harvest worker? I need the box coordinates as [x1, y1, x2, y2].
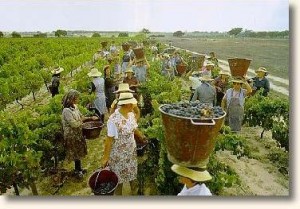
[101, 92, 147, 195]
[50, 67, 64, 97]
[251, 67, 270, 96]
[123, 68, 140, 97]
[171, 164, 212, 196]
[212, 71, 231, 106]
[201, 62, 214, 77]
[88, 67, 107, 122]
[128, 57, 150, 84]
[62, 89, 98, 178]
[221, 77, 252, 132]
[191, 75, 216, 106]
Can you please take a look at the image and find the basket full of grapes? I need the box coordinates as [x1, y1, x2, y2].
[159, 101, 226, 167]
[88, 167, 119, 195]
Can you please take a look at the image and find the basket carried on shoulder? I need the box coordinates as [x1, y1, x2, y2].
[228, 58, 252, 77]
[88, 167, 119, 195]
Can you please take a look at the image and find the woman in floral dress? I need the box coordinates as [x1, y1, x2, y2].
[101, 92, 146, 195]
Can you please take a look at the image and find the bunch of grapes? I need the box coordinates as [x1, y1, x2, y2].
[160, 101, 225, 119]
[94, 182, 116, 195]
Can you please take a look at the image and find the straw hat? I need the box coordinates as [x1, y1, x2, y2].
[230, 77, 245, 84]
[51, 67, 64, 75]
[219, 71, 231, 77]
[125, 68, 134, 73]
[118, 92, 137, 105]
[255, 67, 268, 75]
[113, 83, 134, 93]
[199, 75, 214, 82]
[163, 53, 170, 59]
[88, 68, 102, 77]
[206, 62, 214, 67]
[171, 164, 212, 182]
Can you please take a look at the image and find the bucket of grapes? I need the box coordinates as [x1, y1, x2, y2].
[88, 167, 119, 195]
[159, 101, 226, 169]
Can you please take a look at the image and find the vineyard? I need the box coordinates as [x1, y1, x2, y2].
[0, 36, 289, 196]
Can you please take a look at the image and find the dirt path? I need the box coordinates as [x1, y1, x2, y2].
[217, 127, 289, 196]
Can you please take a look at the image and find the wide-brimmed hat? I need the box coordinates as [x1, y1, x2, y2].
[125, 68, 134, 73]
[113, 83, 134, 93]
[230, 77, 245, 84]
[255, 67, 268, 75]
[51, 67, 64, 75]
[206, 62, 214, 67]
[88, 68, 102, 77]
[219, 71, 231, 77]
[118, 92, 137, 105]
[199, 75, 214, 81]
[171, 164, 212, 182]
[163, 53, 170, 59]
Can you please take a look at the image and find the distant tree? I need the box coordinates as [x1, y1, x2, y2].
[33, 32, 47, 38]
[141, 28, 150, 34]
[228, 28, 243, 36]
[54, 30, 67, 37]
[91, 32, 101, 37]
[173, 30, 185, 37]
[11, 31, 21, 38]
[118, 32, 129, 37]
[0, 31, 3, 38]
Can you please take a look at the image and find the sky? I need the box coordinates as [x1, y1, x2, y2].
[0, 0, 289, 32]
[0, 0, 289, 33]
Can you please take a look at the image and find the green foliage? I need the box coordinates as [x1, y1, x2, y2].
[0, 31, 3, 38]
[118, 32, 129, 37]
[173, 31, 185, 37]
[11, 31, 21, 38]
[228, 28, 243, 36]
[267, 146, 289, 175]
[244, 93, 289, 142]
[54, 30, 67, 37]
[91, 33, 101, 38]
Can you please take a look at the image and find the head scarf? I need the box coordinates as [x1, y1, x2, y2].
[62, 89, 80, 108]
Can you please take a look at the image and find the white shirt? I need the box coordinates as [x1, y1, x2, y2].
[189, 76, 202, 90]
[177, 183, 212, 196]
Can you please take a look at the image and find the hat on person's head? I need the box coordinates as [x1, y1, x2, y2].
[230, 77, 245, 84]
[51, 67, 64, 75]
[117, 92, 137, 105]
[87, 68, 102, 77]
[113, 83, 134, 93]
[206, 62, 214, 67]
[219, 71, 231, 77]
[255, 67, 268, 75]
[199, 75, 214, 82]
[125, 68, 134, 73]
[171, 164, 212, 182]
[163, 53, 170, 59]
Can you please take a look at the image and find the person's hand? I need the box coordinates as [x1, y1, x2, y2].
[101, 158, 108, 168]
[91, 116, 99, 120]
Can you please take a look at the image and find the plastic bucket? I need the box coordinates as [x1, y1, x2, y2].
[88, 167, 119, 195]
[228, 58, 252, 77]
[159, 105, 226, 168]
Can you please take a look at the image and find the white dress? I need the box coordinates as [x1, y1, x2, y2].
[177, 183, 212, 196]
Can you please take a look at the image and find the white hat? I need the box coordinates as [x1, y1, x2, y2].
[113, 83, 134, 93]
[255, 67, 268, 75]
[125, 68, 134, 73]
[219, 71, 231, 77]
[206, 62, 214, 66]
[51, 67, 64, 75]
[117, 92, 137, 105]
[199, 75, 214, 81]
[171, 164, 212, 182]
[88, 68, 102, 77]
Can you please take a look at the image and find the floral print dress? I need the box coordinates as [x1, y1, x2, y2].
[107, 109, 138, 184]
[62, 106, 87, 161]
